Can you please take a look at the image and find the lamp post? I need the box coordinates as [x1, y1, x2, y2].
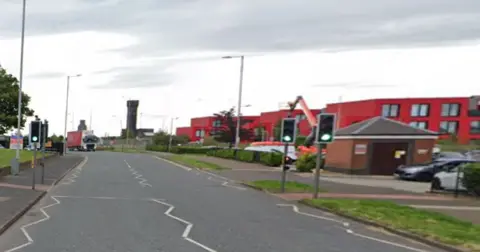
[168, 117, 179, 151]
[222, 55, 244, 148]
[63, 74, 82, 155]
[12, 0, 27, 175]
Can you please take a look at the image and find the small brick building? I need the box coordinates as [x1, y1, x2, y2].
[325, 116, 438, 175]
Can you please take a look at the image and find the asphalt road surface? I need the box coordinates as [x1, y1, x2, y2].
[0, 152, 446, 252]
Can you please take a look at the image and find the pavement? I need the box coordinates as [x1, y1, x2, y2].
[0, 154, 85, 235]
[0, 151, 446, 252]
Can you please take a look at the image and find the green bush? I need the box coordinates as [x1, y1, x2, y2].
[207, 148, 283, 167]
[296, 153, 316, 172]
[463, 162, 480, 195]
[259, 152, 283, 166]
[96, 146, 114, 151]
[146, 145, 169, 152]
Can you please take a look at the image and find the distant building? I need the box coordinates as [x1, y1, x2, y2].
[77, 120, 87, 131]
[126, 100, 139, 136]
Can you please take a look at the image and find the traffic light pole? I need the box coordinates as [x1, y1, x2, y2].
[280, 142, 288, 193]
[41, 121, 46, 184]
[313, 143, 325, 199]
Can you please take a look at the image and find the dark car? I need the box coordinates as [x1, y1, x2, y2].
[432, 151, 466, 160]
[394, 158, 475, 182]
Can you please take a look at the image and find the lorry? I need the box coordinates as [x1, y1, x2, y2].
[67, 130, 99, 151]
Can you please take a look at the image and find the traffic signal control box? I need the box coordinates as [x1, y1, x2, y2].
[316, 113, 336, 144]
[30, 121, 42, 143]
[281, 118, 297, 143]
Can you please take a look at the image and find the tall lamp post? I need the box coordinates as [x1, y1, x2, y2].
[12, 0, 27, 175]
[168, 117, 179, 151]
[63, 74, 82, 155]
[222, 55, 244, 148]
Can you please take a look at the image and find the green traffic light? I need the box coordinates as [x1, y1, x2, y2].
[32, 136, 38, 142]
[320, 134, 331, 141]
[283, 135, 292, 142]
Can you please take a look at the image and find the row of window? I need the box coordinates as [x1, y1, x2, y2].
[382, 103, 461, 118]
[408, 120, 480, 134]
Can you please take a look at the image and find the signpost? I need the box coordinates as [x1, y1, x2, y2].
[41, 120, 48, 184]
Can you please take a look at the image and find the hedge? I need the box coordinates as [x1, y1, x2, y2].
[206, 149, 283, 167]
[463, 162, 480, 195]
[146, 145, 283, 167]
[146, 145, 214, 155]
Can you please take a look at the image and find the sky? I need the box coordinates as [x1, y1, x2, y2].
[1, 0, 480, 137]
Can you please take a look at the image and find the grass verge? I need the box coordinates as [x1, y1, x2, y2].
[302, 199, 480, 251]
[0, 149, 38, 168]
[247, 180, 323, 193]
[164, 154, 227, 170]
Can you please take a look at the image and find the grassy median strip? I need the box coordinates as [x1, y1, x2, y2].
[165, 154, 227, 170]
[0, 149, 36, 168]
[247, 180, 322, 193]
[303, 199, 480, 250]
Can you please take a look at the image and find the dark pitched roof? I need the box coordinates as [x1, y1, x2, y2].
[335, 116, 438, 136]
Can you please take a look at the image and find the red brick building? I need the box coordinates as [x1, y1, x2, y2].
[176, 96, 480, 144]
[325, 96, 480, 144]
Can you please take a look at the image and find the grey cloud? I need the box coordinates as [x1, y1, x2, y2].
[27, 71, 64, 79]
[89, 64, 173, 89]
[1, 0, 480, 56]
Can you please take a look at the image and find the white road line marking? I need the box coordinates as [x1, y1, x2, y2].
[277, 204, 347, 224]
[5, 196, 61, 252]
[151, 199, 216, 252]
[123, 159, 132, 168]
[277, 204, 428, 252]
[154, 156, 192, 171]
[208, 176, 246, 191]
[125, 160, 152, 188]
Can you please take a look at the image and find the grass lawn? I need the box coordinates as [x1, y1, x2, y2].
[247, 180, 323, 193]
[0, 149, 36, 168]
[303, 199, 480, 251]
[165, 154, 227, 170]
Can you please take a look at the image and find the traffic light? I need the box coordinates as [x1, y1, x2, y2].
[40, 120, 48, 144]
[30, 120, 42, 143]
[316, 113, 336, 143]
[281, 118, 297, 143]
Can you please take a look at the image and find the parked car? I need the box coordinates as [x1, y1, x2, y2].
[431, 161, 479, 191]
[432, 151, 466, 160]
[244, 145, 297, 164]
[394, 158, 474, 182]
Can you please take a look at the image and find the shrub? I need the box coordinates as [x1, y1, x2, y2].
[296, 153, 316, 172]
[462, 162, 480, 195]
[259, 152, 283, 166]
[207, 148, 283, 167]
[146, 145, 169, 152]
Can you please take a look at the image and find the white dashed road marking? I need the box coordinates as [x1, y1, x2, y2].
[5, 196, 61, 252]
[151, 199, 217, 252]
[124, 160, 152, 188]
[277, 204, 429, 252]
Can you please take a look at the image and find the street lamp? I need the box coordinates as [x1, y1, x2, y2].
[63, 74, 82, 155]
[12, 0, 28, 175]
[222, 55, 244, 148]
[168, 117, 179, 151]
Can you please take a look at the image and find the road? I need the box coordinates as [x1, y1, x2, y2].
[0, 152, 445, 252]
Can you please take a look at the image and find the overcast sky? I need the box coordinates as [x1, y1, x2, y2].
[1, 0, 480, 136]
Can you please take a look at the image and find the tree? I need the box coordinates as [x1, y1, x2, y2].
[0, 67, 34, 135]
[50, 134, 64, 142]
[212, 107, 254, 147]
[152, 130, 189, 146]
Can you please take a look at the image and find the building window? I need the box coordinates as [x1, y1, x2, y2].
[195, 129, 205, 137]
[411, 104, 429, 117]
[381, 104, 399, 117]
[471, 121, 480, 134]
[409, 121, 428, 129]
[212, 120, 221, 127]
[439, 121, 459, 134]
[441, 103, 460, 117]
